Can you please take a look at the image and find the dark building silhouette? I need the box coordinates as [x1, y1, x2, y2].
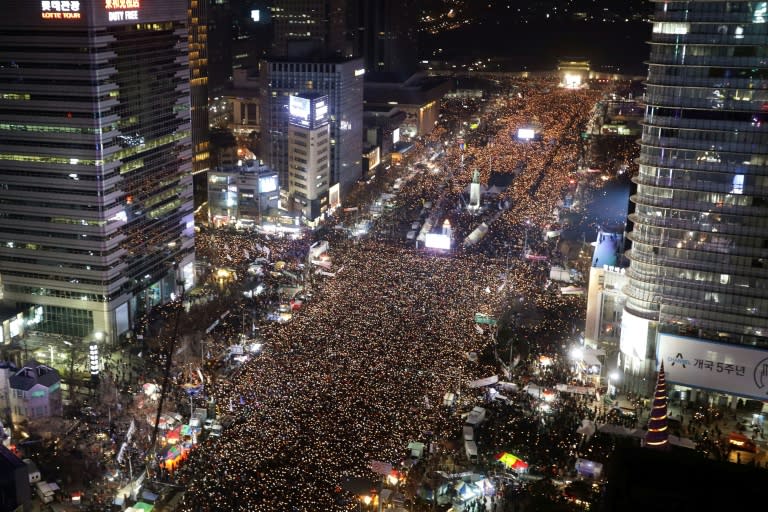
[270, 0, 357, 59]
[0, 445, 30, 512]
[357, 0, 419, 78]
[190, 0, 211, 207]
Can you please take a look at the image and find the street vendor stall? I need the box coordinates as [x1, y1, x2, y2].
[496, 452, 529, 473]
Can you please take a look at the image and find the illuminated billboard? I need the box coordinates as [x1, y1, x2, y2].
[425, 233, 451, 250]
[27, 0, 185, 26]
[105, 0, 141, 22]
[314, 99, 329, 125]
[619, 311, 650, 363]
[289, 95, 310, 121]
[658, 334, 768, 400]
[289, 93, 330, 129]
[259, 174, 278, 194]
[41, 0, 83, 20]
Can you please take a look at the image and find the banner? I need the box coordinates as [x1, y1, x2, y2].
[657, 334, 768, 400]
[370, 460, 392, 476]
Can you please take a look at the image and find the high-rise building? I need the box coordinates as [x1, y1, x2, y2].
[288, 92, 331, 221]
[0, 0, 195, 343]
[620, 0, 768, 398]
[189, 0, 211, 207]
[260, 57, 363, 199]
[208, 0, 235, 93]
[358, 0, 419, 77]
[270, 0, 356, 59]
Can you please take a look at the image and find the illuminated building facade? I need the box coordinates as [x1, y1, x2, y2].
[207, 162, 279, 227]
[621, 0, 768, 396]
[288, 93, 330, 221]
[260, 57, 363, 198]
[189, 0, 211, 207]
[0, 0, 195, 343]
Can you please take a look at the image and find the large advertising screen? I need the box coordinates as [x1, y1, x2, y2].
[658, 334, 768, 400]
[517, 128, 535, 140]
[258, 174, 278, 194]
[289, 95, 310, 121]
[314, 99, 329, 126]
[619, 311, 650, 362]
[289, 94, 329, 129]
[425, 233, 451, 250]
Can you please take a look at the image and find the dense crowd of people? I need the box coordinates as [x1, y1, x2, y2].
[167, 75, 620, 511]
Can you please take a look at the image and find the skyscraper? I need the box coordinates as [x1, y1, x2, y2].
[358, 0, 419, 77]
[288, 92, 331, 221]
[620, 0, 768, 395]
[270, 0, 355, 59]
[261, 57, 363, 199]
[0, 0, 195, 343]
[189, 0, 211, 207]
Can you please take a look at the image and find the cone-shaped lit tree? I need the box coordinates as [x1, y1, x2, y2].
[645, 362, 670, 450]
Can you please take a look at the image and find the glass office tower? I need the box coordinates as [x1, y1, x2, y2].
[626, 0, 768, 342]
[0, 1, 195, 343]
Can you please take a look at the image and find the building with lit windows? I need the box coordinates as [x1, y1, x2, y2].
[270, 0, 355, 59]
[8, 360, 62, 424]
[207, 161, 279, 227]
[357, 0, 418, 78]
[260, 56, 363, 198]
[288, 92, 330, 222]
[189, 0, 211, 208]
[363, 74, 452, 138]
[0, 0, 195, 344]
[620, 0, 768, 406]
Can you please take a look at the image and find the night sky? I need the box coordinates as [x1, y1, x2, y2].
[419, 1, 652, 74]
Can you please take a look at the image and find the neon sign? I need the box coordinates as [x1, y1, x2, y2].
[106, 0, 141, 22]
[41, 1, 82, 20]
[106, 0, 140, 8]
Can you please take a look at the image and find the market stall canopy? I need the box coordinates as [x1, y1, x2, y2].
[496, 452, 529, 471]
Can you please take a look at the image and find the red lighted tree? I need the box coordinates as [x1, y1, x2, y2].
[645, 362, 670, 450]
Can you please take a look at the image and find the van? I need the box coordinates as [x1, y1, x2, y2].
[210, 423, 223, 438]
